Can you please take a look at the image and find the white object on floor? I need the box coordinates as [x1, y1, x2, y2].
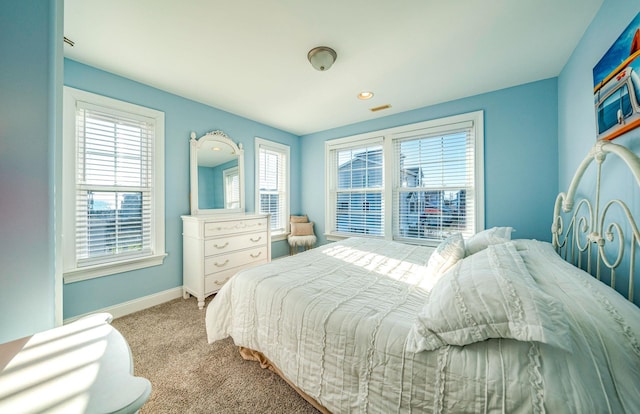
[0, 313, 151, 414]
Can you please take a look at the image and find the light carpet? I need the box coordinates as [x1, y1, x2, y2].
[111, 296, 320, 413]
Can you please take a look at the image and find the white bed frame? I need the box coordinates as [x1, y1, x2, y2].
[552, 140, 640, 303]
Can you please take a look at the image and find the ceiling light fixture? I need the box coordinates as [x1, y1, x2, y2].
[358, 91, 374, 100]
[307, 46, 337, 71]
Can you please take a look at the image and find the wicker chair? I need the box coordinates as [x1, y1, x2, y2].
[287, 215, 317, 255]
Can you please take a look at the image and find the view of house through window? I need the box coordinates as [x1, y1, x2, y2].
[394, 131, 471, 241]
[326, 111, 483, 244]
[335, 145, 383, 235]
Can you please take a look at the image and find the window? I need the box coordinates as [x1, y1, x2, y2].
[223, 167, 240, 209]
[332, 142, 384, 236]
[62, 87, 166, 282]
[255, 138, 289, 239]
[325, 111, 483, 245]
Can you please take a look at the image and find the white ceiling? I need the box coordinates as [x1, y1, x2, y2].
[64, 0, 603, 136]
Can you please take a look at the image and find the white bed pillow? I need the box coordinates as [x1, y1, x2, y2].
[426, 232, 465, 278]
[407, 241, 571, 353]
[464, 226, 514, 256]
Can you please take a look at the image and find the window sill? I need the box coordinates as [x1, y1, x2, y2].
[271, 233, 289, 242]
[325, 233, 347, 242]
[63, 253, 168, 284]
[325, 233, 384, 242]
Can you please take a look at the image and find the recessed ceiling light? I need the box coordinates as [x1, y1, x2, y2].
[358, 91, 374, 100]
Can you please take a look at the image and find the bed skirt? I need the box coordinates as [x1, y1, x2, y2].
[238, 346, 331, 414]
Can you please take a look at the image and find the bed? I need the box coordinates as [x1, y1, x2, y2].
[205, 140, 640, 413]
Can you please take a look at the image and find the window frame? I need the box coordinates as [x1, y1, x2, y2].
[326, 138, 385, 238]
[255, 137, 290, 241]
[324, 111, 484, 245]
[62, 86, 166, 283]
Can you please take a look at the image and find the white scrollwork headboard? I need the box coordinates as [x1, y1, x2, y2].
[552, 140, 640, 304]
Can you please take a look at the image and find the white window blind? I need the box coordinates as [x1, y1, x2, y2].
[256, 139, 289, 234]
[223, 167, 240, 209]
[392, 121, 475, 243]
[327, 142, 384, 236]
[75, 102, 154, 266]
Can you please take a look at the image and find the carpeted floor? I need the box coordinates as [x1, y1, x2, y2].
[111, 296, 320, 414]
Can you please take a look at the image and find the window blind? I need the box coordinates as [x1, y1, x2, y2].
[75, 102, 154, 266]
[392, 122, 475, 243]
[258, 145, 287, 233]
[224, 167, 240, 209]
[328, 142, 384, 236]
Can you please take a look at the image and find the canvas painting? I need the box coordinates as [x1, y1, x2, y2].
[593, 12, 640, 141]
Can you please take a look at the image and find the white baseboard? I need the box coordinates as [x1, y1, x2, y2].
[64, 286, 184, 324]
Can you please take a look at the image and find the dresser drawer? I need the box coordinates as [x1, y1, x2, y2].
[204, 268, 236, 293]
[204, 232, 267, 256]
[204, 259, 268, 294]
[204, 246, 268, 275]
[204, 218, 267, 238]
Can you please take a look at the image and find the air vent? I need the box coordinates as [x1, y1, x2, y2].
[370, 104, 391, 112]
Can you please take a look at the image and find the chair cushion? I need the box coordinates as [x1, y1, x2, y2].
[287, 234, 317, 247]
[291, 221, 314, 236]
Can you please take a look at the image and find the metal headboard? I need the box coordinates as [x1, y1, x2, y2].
[552, 140, 640, 304]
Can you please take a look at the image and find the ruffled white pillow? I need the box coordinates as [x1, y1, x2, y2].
[465, 226, 514, 256]
[426, 233, 465, 278]
[407, 242, 571, 353]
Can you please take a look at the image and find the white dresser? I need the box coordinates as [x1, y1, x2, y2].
[182, 214, 271, 309]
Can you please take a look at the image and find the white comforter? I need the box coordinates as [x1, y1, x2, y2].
[206, 237, 640, 413]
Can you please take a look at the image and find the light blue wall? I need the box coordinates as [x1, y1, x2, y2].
[300, 79, 559, 245]
[558, 0, 640, 302]
[0, 0, 62, 342]
[63, 59, 300, 319]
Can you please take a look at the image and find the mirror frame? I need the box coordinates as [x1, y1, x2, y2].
[190, 130, 245, 215]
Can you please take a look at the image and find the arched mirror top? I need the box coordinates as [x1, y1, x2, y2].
[190, 130, 245, 215]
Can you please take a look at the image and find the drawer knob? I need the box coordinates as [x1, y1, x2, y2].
[214, 242, 229, 249]
[250, 236, 262, 243]
[250, 251, 262, 258]
[214, 276, 232, 286]
[214, 259, 229, 267]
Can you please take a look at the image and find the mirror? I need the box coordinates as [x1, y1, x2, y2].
[190, 130, 244, 215]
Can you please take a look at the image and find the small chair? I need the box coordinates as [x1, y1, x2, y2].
[287, 215, 317, 255]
